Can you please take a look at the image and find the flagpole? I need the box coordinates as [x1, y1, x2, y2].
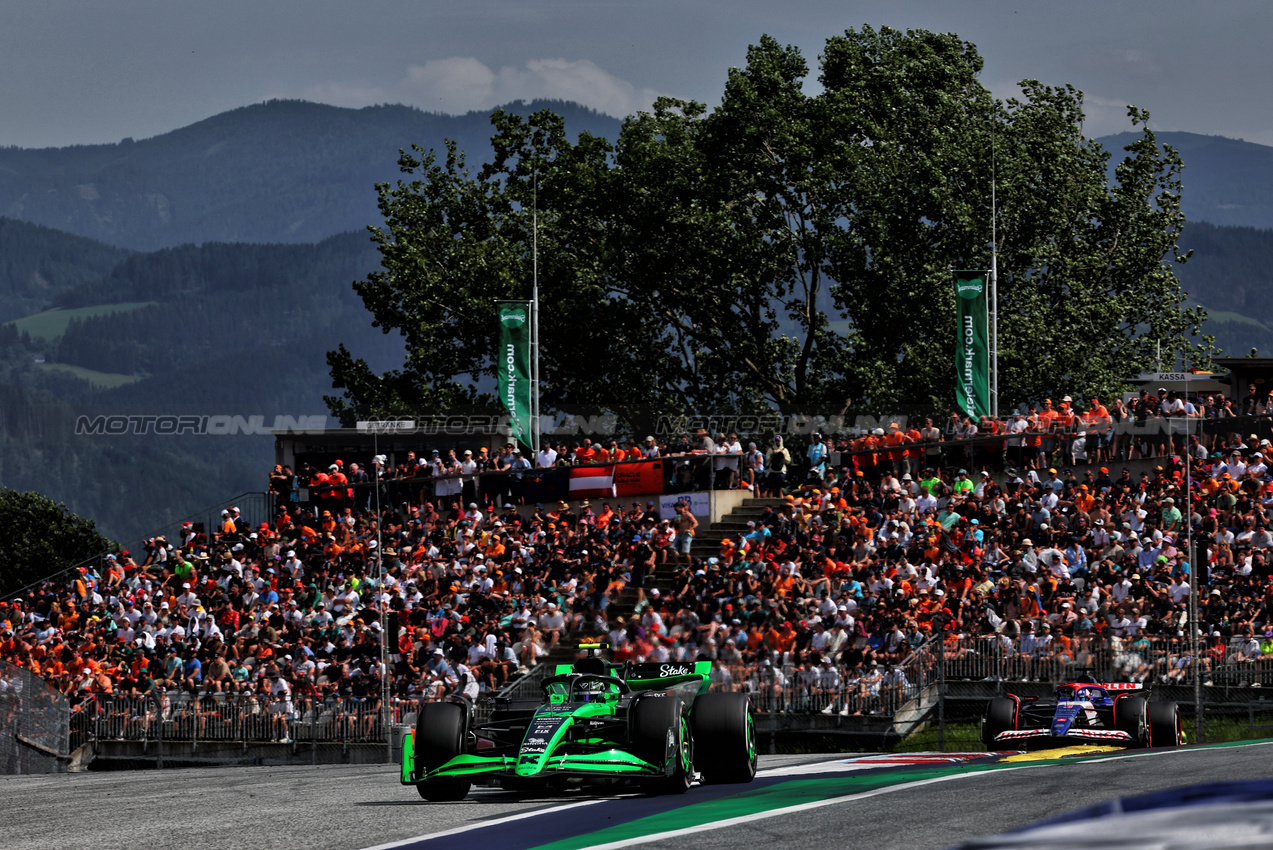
[531, 165, 541, 459]
[990, 135, 999, 420]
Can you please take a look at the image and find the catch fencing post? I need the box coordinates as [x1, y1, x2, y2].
[937, 629, 946, 753]
[154, 693, 164, 770]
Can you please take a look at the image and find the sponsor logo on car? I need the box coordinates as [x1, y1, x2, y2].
[659, 664, 693, 677]
[529, 720, 562, 736]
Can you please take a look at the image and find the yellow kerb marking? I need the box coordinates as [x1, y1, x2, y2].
[999, 745, 1125, 762]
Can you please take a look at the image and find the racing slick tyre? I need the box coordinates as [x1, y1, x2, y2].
[691, 692, 757, 784]
[1114, 695, 1148, 747]
[415, 701, 472, 801]
[1147, 701, 1183, 748]
[632, 696, 692, 795]
[981, 697, 1018, 749]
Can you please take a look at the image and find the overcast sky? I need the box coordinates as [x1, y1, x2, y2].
[3, 0, 1269, 149]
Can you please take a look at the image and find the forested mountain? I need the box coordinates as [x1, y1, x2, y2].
[0, 218, 129, 322]
[1174, 222, 1273, 356]
[0, 100, 622, 251]
[1099, 131, 1273, 231]
[0, 229, 403, 542]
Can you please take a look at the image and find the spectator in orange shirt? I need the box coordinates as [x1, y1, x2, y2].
[882, 423, 907, 476]
[327, 464, 349, 512]
[1024, 414, 1044, 470]
[904, 423, 923, 477]
[1085, 397, 1111, 462]
[573, 439, 597, 464]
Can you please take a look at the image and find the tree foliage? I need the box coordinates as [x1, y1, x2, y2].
[328, 26, 1212, 422]
[0, 488, 116, 596]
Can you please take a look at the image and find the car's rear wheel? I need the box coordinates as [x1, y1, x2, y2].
[415, 701, 472, 801]
[1114, 695, 1148, 747]
[691, 692, 756, 783]
[632, 696, 691, 794]
[1147, 701, 1183, 748]
[981, 697, 1017, 749]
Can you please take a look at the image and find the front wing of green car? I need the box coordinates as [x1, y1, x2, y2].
[401, 734, 671, 784]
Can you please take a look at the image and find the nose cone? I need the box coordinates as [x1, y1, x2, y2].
[516, 754, 545, 777]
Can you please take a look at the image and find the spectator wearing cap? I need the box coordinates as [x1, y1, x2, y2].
[509, 448, 532, 503]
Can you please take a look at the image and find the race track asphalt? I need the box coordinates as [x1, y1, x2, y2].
[641, 744, 1273, 850]
[2, 745, 1270, 850]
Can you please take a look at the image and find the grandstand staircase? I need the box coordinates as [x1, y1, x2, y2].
[689, 497, 783, 558]
[604, 496, 785, 627]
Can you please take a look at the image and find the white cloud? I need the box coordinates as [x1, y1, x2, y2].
[401, 57, 496, 113]
[400, 56, 661, 117]
[302, 81, 390, 108]
[984, 78, 1142, 141]
[1079, 94, 1144, 140]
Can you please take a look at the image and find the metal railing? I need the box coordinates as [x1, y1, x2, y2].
[301, 452, 737, 511]
[73, 694, 425, 746]
[496, 661, 556, 702]
[1, 660, 70, 774]
[929, 633, 1269, 687]
[708, 657, 924, 719]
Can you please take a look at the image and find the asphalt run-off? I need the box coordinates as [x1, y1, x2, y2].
[4, 741, 1272, 850]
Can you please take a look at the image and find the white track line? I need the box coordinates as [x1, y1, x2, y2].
[358, 758, 854, 850]
[359, 798, 613, 850]
[579, 769, 1035, 850]
[579, 740, 1273, 850]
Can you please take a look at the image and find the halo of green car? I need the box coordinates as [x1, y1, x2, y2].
[400, 644, 757, 801]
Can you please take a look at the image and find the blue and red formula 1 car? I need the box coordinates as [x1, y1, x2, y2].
[981, 679, 1183, 750]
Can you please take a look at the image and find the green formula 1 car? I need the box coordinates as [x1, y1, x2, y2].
[401, 646, 756, 801]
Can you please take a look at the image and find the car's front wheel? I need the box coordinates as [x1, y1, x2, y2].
[415, 701, 472, 801]
[1147, 701, 1183, 747]
[632, 696, 692, 795]
[1114, 695, 1148, 747]
[981, 697, 1018, 749]
[691, 692, 756, 783]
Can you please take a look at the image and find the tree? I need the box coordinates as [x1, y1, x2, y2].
[0, 488, 116, 596]
[328, 26, 1211, 423]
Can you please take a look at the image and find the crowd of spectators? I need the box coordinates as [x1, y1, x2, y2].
[3, 385, 1273, 733]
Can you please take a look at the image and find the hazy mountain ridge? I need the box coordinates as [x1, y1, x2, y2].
[0, 99, 623, 251]
[1098, 131, 1273, 231]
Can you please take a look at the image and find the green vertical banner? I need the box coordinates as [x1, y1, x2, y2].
[953, 270, 990, 419]
[498, 301, 533, 448]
